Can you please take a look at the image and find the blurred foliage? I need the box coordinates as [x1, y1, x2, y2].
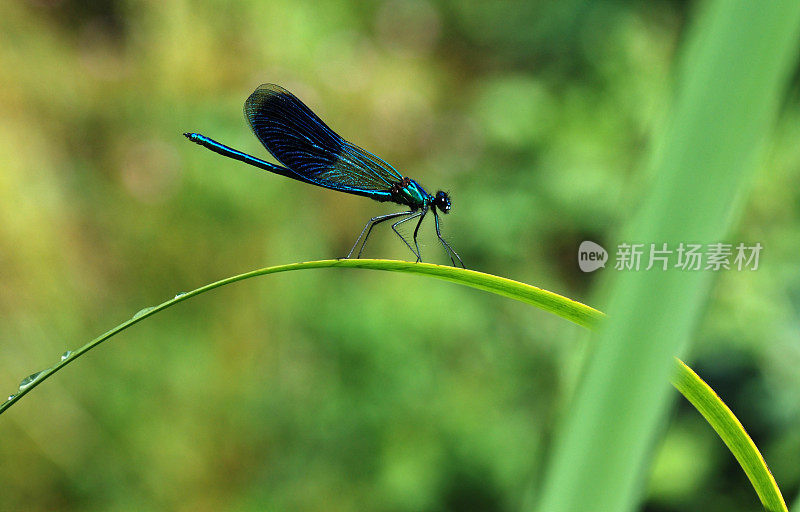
[0, 0, 798, 511]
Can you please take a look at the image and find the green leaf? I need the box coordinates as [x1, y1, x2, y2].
[535, 2, 800, 511]
[671, 359, 787, 512]
[1, 259, 601, 416]
[1, 259, 786, 512]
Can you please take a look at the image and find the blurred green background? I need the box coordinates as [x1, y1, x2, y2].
[1, 1, 799, 510]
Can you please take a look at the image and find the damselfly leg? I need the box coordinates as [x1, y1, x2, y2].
[391, 209, 426, 262]
[434, 209, 464, 268]
[345, 211, 414, 259]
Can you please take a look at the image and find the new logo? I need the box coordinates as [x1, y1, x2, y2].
[578, 241, 608, 272]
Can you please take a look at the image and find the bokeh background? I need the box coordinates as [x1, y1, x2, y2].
[1, 1, 799, 510]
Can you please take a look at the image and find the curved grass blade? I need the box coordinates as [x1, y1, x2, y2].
[0, 259, 601, 415]
[0, 259, 786, 511]
[671, 359, 787, 512]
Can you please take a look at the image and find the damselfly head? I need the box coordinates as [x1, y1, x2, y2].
[433, 191, 451, 213]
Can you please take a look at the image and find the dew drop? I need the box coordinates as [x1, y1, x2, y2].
[133, 306, 156, 319]
[174, 292, 187, 300]
[7, 394, 16, 401]
[19, 371, 44, 391]
[60, 350, 73, 361]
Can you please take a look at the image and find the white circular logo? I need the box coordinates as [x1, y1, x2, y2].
[578, 241, 608, 272]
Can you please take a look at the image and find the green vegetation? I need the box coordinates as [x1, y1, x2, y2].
[1, 259, 787, 511]
[1, 1, 800, 511]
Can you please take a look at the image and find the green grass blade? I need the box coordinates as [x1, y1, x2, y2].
[671, 359, 787, 512]
[534, 2, 800, 511]
[0, 259, 786, 509]
[0, 259, 602, 415]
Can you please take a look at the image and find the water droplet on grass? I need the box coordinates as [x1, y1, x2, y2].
[60, 350, 73, 361]
[133, 306, 156, 319]
[19, 371, 44, 391]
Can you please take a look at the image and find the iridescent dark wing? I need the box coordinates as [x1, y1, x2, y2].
[244, 84, 402, 198]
